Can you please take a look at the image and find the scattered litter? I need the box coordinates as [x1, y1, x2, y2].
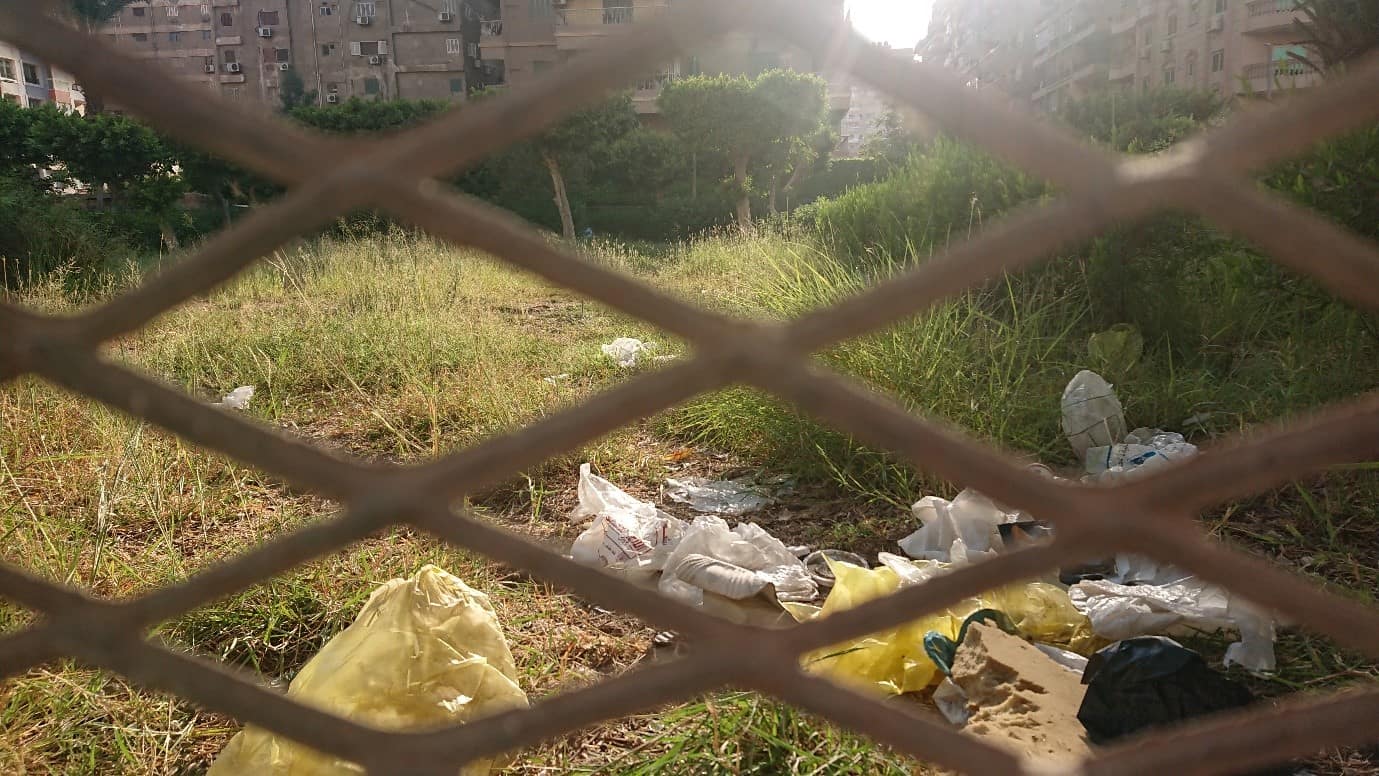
[1061, 370, 1126, 456]
[570, 464, 683, 574]
[664, 475, 773, 516]
[1084, 427, 1198, 483]
[208, 566, 527, 775]
[1069, 571, 1276, 672]
[784, 556, 1096, 696]
[1077, 636, 1255, 745]
[787, 545, 811, 558]
[1087, 324, 1144, 377]
[601, 337, 655, 367]
[948, 623, 1092, 765]
[803, 549, 867, 588]
[658, 516, 816, 606]
[212, 386, 255, 410]
[899, 489, 1026, 564]
[542, 373, 571, 385]
[652, 354, 679, 362]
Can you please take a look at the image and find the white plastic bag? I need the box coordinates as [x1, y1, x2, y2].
[601, 338, 655, 368]
[213, 386, 255, 410]
[570, 464, 683, 572]
[1085, 427, 1198, 482]
[898, 490, 1017, 564]
[664, 476, 773, 516]
[1069, 575, 1276, 672]
[208, 566, 527, 775]
[658, 516, 817, 606]
[1060, 370, 1126, 456]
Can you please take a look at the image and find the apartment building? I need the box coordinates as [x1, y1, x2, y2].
[0, 40, 85, 112]
[478, 0, 852, 118]
[924, 0, 1321, 113]
[98, 0, 500, 109]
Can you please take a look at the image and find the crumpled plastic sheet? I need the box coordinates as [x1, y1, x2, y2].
[783, 555, 1097, 696]
[208, 565, 528, 775]
[664, 476, 773, 516]
[1068, 560, 1277, 672]
[213, 385, 255, 410]
[570, 463, 683, 573]
[601, 337, 655, 368]
[898, 489, 1025, 564]
[1084, 427, 1199, 484]
[1061, 370, 1127, 456]
[659, 516, 817, 606]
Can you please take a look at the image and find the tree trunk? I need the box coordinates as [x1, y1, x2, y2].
[732, 153, 751, 232]
[218, 193, 232, 228]
[690, 150, 698, 201]
[542, 150, 576, 239]
[767, 174, 779, 215]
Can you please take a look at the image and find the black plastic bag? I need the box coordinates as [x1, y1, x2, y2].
[1078, 636, 1255, 745]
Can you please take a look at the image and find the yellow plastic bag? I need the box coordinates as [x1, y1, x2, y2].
[786, 559, 1096, 696]
[208, 565, 529, 775]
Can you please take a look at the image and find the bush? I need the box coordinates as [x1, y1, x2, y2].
[0, 174, 134, 284]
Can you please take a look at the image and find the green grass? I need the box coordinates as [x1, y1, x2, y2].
[2, 230, 1377, 774]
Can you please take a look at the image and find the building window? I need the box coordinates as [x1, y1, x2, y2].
[327, 82, 340, 93]
[1211, 49, 1225, 72]
[1215, 0, 1227, 11]
[204, 55, 215, 69]
[223, 49, 238, 64]
[132, 32, 148, 42]
[467, 42, 478, 58]
[0, 59, 14, 81]
[450, 77, 464, 93]
[1142, 26, 1151, 45]
[169, 31, 181, 42]
[529, 0, 554, 19]
[220, 12, 233, 27]
[1187, 52, 1197, 76]
[132, 6, 145, 16]
[259, 10, 280, 25]
[1189, 0, 1200, 24]
[275, 48, 290, 62]
[202, 29, 212, 40]
[22, 62, 40, 85]
[1164, 67, 1175, 84]
[356, 1, 376, 17]
[321, 4, 334, 15]
[363, 76, 380, 94]
[1142, 76, 1150, 93]
[225, 85, 242, 99]
[446, 37, 462, 54]
[1168, 15, 1178, 35]
[321, 43, 336, 56]
[354, 40, 384, 56]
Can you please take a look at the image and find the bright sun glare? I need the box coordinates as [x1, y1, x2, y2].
[846, 0, 935, 48]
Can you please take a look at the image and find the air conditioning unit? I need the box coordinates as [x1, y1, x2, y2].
[368, 54, 383, 64]
[278, 62, 291, 71]
[438, 10, 454, 21]
[355, 15, 372, 24]
[225, 62, 242, 73]
[256, 26, 273, 37]
[1209, 15, 1224, 32]
[203, 64, 216, 73]
[326, 93, 340, 103]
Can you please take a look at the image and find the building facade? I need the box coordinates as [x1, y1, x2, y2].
[98, 0, 500, 110]
[0, 40, 85, 111]
[478, 0, 852, 118]
[923, 0, 1322, 113]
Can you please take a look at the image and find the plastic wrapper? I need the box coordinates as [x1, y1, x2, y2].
[601, 337, 655, 367]
[1060, 370, 1127, 456]
[658, 516, 816, 606]
[1084, 427, 1199, 483]
[663, 476, 773, 516]
[208, 565, 528, 775]
[898, 489, 1021, 564]
[214, 386, 255, 410]
[783, 557, 1097, 696]
[570, 464, 684, 573]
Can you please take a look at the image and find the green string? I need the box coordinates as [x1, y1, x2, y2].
[923, 608, 1018, 676]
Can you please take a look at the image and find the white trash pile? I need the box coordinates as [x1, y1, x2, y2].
[569, 464, 818, 606]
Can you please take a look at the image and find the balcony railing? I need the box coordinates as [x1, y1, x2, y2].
[1244, 0, 1304, 32]
[635, 71, 681, 92]
[480, 19, 503, 37]
[1247, 0, 1300, 17]
[556, 5, 668, 27]
[1243, 60, 1308, 79]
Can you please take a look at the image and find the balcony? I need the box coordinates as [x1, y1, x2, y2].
[1033, 62, 1107, 101]
[1243, 0, 1306, 34]
[631, 71, 681, 114]
[1108, 58, 1136, 81]
[478, 19, 505, 58]
[1239, 59, 1321, 93]
[555, 4, 670, 49]
[1032, 22, 1099, 67]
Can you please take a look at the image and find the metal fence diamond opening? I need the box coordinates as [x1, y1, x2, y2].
[2, 0, 1379, 773]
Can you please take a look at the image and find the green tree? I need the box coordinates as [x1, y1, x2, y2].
[661, 70, 826, 231]
[1292, 0, 1379, 72]
[1060, 88, 1222, 153]
[65, 0, 136, 114]
[528, 94, 638, 239]
[279, 67, 317, 112]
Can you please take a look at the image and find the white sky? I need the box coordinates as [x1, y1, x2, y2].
[847, 0, 935, 48]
